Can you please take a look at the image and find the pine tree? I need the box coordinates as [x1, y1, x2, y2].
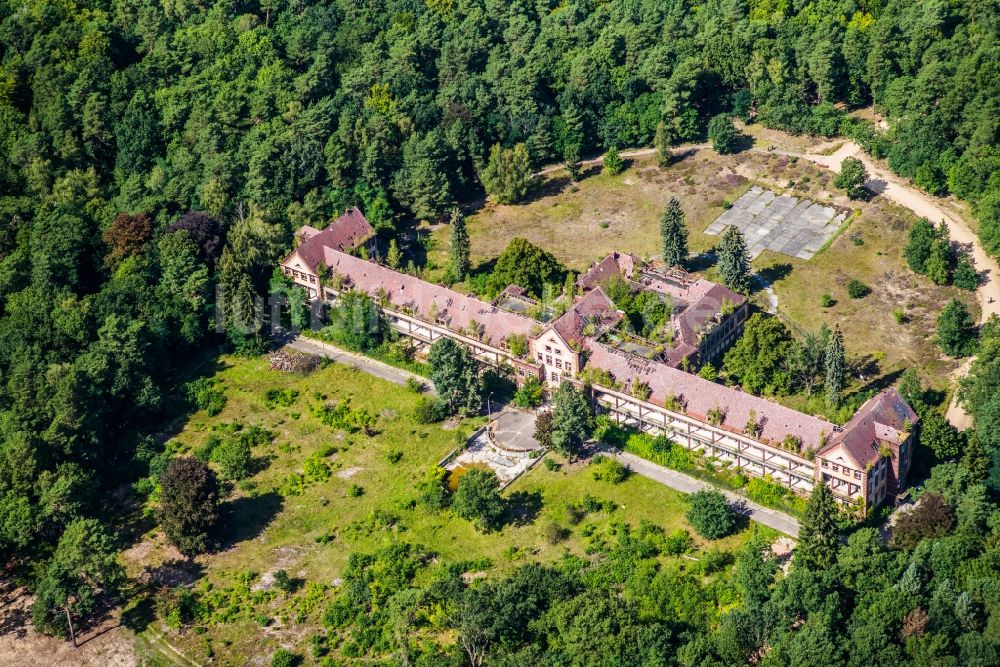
[954, 255, 978, 290]
[717, 225, 751, 292]
[654, 120, 674, 166]
[961, 432, 990, 482]
[660, 197, 688, 268]
[480, 143, 535, 204]
[449, 207, 471, 281]
[937, 298, 976, 357]
[603, 145, 623, 175]
[795, 482, 839, 571]
[386, 238, 402, 269]
[563, 142, 582, 182]
[825, 325, 846, 407]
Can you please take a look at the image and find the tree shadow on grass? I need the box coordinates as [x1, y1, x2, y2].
[755, 262, 793, 289]
[521, 175, 571, 204]
[505, 490, 543, 527]
[670, 147, 700, 164]
[120, 596, 156, 634]
[686, 251, 717, 273]
[215, 491, 284, 550]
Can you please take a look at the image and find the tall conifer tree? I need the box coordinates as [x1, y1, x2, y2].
[825, 325, 846, 406]
[660, 196, 688, 268]
[450, 207, 470, 281]
[796, 482, 839, 570]
[718, 225, 751, 292]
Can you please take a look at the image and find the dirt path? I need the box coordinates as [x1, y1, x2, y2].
[783, 140, 999, 429]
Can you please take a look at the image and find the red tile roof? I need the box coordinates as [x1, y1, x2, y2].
[323, 250, 538, 348]
[552, 288, 622, 347]
[578, 253, 746, 368]
[578, 252, 636, 291]
[822, 388, 917, 468]
[288, 207, 375, 273]
[585, 342, 836, 452]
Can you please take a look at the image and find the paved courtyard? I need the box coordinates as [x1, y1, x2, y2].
[446, 410, 542, 487]
[704, 186, 847, 260]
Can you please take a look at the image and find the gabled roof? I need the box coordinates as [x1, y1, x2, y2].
[585, 342, 836, 452]
[285, 207, 375, 273]
[821, 387, 917, 468]
[578, 252, 636, 291]
[552, 288, 622, 348]
[323, 249, 538, 348]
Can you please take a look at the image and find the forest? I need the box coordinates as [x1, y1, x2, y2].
[1, 0, 1000, 664]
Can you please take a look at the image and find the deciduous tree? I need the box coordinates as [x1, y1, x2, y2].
[686, 490, 737, 539]
[834, 157, 868, 199]
[452, 468, 505, 532]
[549, 382, 592, 462]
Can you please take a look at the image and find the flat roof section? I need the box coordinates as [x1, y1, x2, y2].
[704, 186, 847, 260]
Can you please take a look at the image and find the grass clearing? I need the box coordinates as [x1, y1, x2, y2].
[425, 145, 973, 406]
[126, 355, 762, 661]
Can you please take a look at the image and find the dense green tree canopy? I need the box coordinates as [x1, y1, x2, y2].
[3, 0, 1000, 657]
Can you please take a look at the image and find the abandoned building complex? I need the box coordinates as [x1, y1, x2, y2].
[280, 210, 918, 514]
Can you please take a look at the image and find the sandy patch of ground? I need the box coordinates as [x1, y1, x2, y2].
[335, 466, 362, 480]
[0, 585, 138, 667]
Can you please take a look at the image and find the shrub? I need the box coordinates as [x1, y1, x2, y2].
[187, 378, 226, 416]
[662, 528, 695, 555]
[417, 467, 450, 511]
[347, 484, 364, 498]
[686, 490, 738, 539]
[386, 450, 403, 464]
[820, 292, 835, 307]
[543, 520, 570, 545]
[893, 309, 909, 324]
[590, 455, 630, 484]
[303, 454, 331, 482]
[405, 377, 426, 393]
[273, 569, 292, 593]
[413, 396, 448, 424]
[194, 434, 222, 462]
[745, 477, 789, 507]
[543, 457, 560, 472]
[847, 279, 870, 299]
[623, 433, 695, 471]
[211, 437, 253, 481]
[264, 388, 299, 409]
[270, 649, 299, 667]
